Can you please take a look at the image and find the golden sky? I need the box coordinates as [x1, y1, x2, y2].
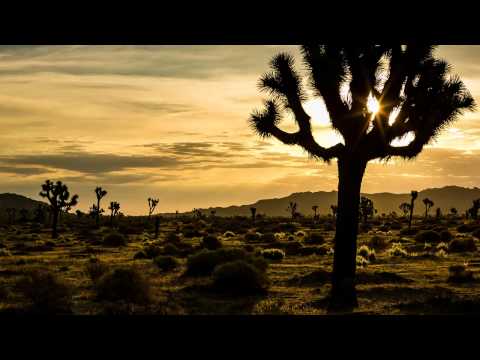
[1, 45, 480, 215]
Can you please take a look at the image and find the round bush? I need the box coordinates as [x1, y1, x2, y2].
[163, 243, 180, 256]
[284, 241, 303, 255]
[472, 228, 480, 240]
[244, 232, 261, 242]
[166, 232, 181, 243]
[414, 230, 441, 243]
[95, 268, 151, 304]
[304, 232, 325, 245]
[261, 248, 285, 261]
[153, 256, 179, 272]
[448, 238, 477, 253]
[223, 231, 236, 238]
[103, 232, 127, 247]
[440, 230, 453, 242]
[212, 260, 268, 294]
[16, 269, 72, 313]
[85, 260, 109, 282]
[368, 235, 388, 250]
[261, 233, 276, 243]
[400, 227, 419, 236]
[201, 235, 222, 250]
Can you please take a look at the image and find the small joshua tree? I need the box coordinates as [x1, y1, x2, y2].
[468, 199, 480, 220]
[19, 208, 29, 222]
[312, 205, 319, 221]
[94, 187, 107, 226]
[423, 198, 434, 219]
[330, 205, 338, 221]
[408, 191, 418, 230]
[250, 207, 257, 224]
[108, 201, 120, 228]
[249, 45, 475, 308]
[39, 180, 79, 238]
[6, 208, 16, 224]
[359, 197, 375, 224]
[435, 207, 442, 220]
[399, 202, 411, 219]
[148, 198, 159, 218]
[450, 207, 458, 217]
[210, 210, 216, 218]
[287, 202, 297, 221]
[33, 205, 46, 224]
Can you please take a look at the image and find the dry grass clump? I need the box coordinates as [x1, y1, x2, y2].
[95, 267, 151, 304]
[261, 248, 285, 261]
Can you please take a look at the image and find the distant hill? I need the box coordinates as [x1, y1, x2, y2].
[0, 193, 48, 214]
[170, 186, 480, 217]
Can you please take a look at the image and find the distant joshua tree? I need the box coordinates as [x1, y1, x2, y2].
[75, 210, 84, 218]
[330, 205, 338, 221]
[468, 199, 480, 220]
[33, 205, 46, 224]
[408, 191, 418, 230]
[399, 202, 411, 218]
[450, 207, 458, 217]
[250, 207, 257, 223]
[435, 207, 442, 219]
[94, 187, 108, 226]
[210, 210, 216, 218]
[287, 202, 297, 221]
[249, 45, 475, 308]
[6, 208, 16, 224]
[312, 205, 319, 220]
[39, 180, 78, 238]
[359, 197, 375, 224]
[108, 201, 120, 227]
[19, 208, 29, 222]
[148, 198, 159, 217]
[423, 198, 434, 219]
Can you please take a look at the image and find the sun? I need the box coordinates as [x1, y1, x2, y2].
[367, 93, 380, 116]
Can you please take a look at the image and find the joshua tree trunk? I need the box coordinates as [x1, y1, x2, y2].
[51, 209, 59, 239]
[408, 201, 414, 230]
[96, 199, 101, 226]
[425, 206, 428, 219]
[330, 156, 366, 309]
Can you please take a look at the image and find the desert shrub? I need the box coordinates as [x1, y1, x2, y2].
[356, 255, 369, 267]
[0, 248, 12, 257]
[212, 260, 268, 294]
[201, 235, 222, 250]
[16, 269, 72, 313]
[166, 232, 181, 243]
[435, 249, 448, 258]
[357, 245, 376, 262]
[133, 250, 148, 260]
[284, 241, 303, 255]
[287, 235, 296, 241]
[304, 232, 325, 245]
[183, 229, 202, 238]
[163, 243, 180, 256]
[457, 224, 474, 233]
[436, 242, 449, 252]
[143, 244, 162, 259]
[324, 223, 335, 231]
[244, 232, 261, 242]
[153, 256, 179, 272]
[261, 248, 285, 261]
[95, 268, 151, 304]
[440, 230, 453, 242]
[414, 230, 441, 243]
[448, 238, 477, 253]
[186, 248, 267, 276]
[103, 232, 127, 247]
[85, 260, 109, 283]
[448, 265, 475, 283]
[243, 244, 255, 252]
[273, 222, 298, 233]
[295, 230, 306, 238]
[368, 235, 388, 250]
[472, 228, 480, 240]
[390, 222, 402, 230]
[400, 227, 419, 236]
[223, 231, 236, 238]
[388, 243, 408, 257]
[261, 233, 276, 243]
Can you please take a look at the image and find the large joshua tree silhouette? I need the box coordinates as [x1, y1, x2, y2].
[249, 45, 475, 309]
[39, 180, 79, 238]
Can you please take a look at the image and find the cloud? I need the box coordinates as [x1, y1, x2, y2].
[0, 165, 50, 176]
[0, 152, 182, 174]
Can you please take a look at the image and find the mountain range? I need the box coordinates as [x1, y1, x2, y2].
[2, 185, 480, 218]
[177, 186, 480, 217]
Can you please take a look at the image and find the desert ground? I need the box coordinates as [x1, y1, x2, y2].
[1, 214, 480, 315]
